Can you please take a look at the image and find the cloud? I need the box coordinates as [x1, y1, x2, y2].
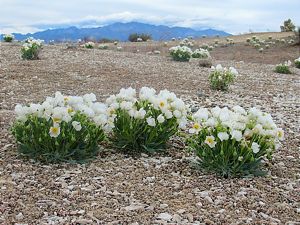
[0, 0, 299, 34]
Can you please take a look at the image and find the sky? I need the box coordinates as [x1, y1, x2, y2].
[0, 0, 299, 34]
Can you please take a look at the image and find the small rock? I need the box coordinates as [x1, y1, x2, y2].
[172, 214, 182, 223]
[204, 196, 213, 204]
[15, 212, 24, 220]
[177, 209, 186, 214]
[160, 204, 168, 209]
[157, 213, 172, 221]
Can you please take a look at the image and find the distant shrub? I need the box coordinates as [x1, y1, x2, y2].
[295, 57, 300, 68]
[275, 61, 292, 74]
[265, 44, 270, 49]
[21, 38, 43, 60]
[98, 44, 108, 50]
[169, 46, 192, 62]
[117, 46, 122, 51]
[280, 19, 296, 32]
[209, 64, 238, 91]
[192, 48, 210, 59]
[85, 42, 95, 49]
[201, 43, 209, 50]
[179, 38, 194, 47]
[3, 34, 14, 42]
[258, 48, 264, 53]
[98, 38, 118, 43]
[128, 33, 151, 42]
[268, 36, 272, 40]
[246, 38, 251, 43]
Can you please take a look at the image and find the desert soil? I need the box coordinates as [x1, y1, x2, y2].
[0, 32, 300, 224]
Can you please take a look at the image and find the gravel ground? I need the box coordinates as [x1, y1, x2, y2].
[0, 41, 300, 224]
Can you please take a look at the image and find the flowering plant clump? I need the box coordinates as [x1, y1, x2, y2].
[3, 34, 14, 42]
[21, 38, 43, 60]
[11, 92, 111, 163]
[294, 57, 300, 68]
[179, 38, 194, 47]
[209, 64, 238, 91]
[106, 87, 189, 153]
[85, 42, 95, 49]
[275, 60, 292, 74]
[98, 44, 109, 50]
[192, 48, 210, 59]
[169, 46, 193, 62]
[188, 106, 284, 177]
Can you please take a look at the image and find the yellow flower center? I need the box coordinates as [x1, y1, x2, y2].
[109, 108, 115, 115]
[207, 138, 214, 144]
[159, 101, 165, 108]
[68, 108, 74, 113]
[51, 127, 59, 134]
[193, 123, 200, 129]
[64, 97, 69, 101]
[53, 117, 61, 123]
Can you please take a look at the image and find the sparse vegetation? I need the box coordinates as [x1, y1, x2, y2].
[209, 64, 237, 91]
[128, 33, 152, 42]
[280, 19, 296, 32]
[169, 45, 192, 61]
[3, 34, 14, 42]
[275, 61, 292, 74]
[21, 38, 43, 60]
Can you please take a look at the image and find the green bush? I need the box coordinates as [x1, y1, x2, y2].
[21, 38, 43, 60]
[107, 87, 188, 153]
[169, 46, 192, 62]
[84, 42, 95, 49]
[280, 19, 296, 32]
[11, 92, 108, 163]
[192, 48, 210, 59]
[209, 64, 237, 91]
[188, 106, 284, 178]
[98, 44, 108, 50]
[128, 33, 151, 42]
[295, 57, 300, 68]
[275, 61, 292, 74]
[3, 34, 14, 42]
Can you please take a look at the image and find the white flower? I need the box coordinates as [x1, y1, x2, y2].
[139, 87, 156, 101]
[276, 128, 284, 141]
[189, 122, 201, 134]
[217, 132, 229, 141]
[229, 67, 238, 76]
[173, 110, 182, 118]
[193, 108, 209, 121]
[215, 64, 223, 71]
[164, 110, 173, 119]
[205, 136, 216, 148]
[232, 105, 246, 115]
[157, 114, 165, 123]
[83, 93, 96, 103]
[146, 117, 156, 127]
[134, 108, 146, 119]
[49, 124, 60, 138]
[251, 142, 260, 154]
[231, 130, 242, 141]
[72, 121, 82, 131]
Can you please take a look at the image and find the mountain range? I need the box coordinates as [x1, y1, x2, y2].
[2, 22, 231, 42]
